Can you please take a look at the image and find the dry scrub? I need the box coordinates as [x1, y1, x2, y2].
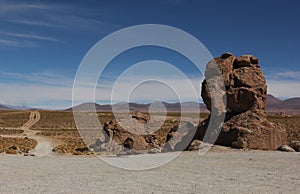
[0, 136, 37, 154]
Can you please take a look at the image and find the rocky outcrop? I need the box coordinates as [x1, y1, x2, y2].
[88, 112, 163, 152]
[88, 112, 197, 153]
[102, 119, 160, 151]
[195, 52, 287, 150]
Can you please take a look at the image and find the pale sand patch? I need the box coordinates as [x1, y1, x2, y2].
[0, 150, 299, 193]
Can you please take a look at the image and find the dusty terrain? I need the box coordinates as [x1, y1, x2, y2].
[0, 110, 299, 193]
[0, 150, 299, 193]
[268, 114, 300, 142]
[0, 111, 60, 156]
[1, 111, 299, 154]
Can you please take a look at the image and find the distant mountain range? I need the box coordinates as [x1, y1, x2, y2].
[0, 104, 11, 110]
[67, 101, 208, 113]
[68, 94, 300, 114]
[1, 94, 300, 114]
[266, 94, 300, 114]
[0, 104, 32, 110]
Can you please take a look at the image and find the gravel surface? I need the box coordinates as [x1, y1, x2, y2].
[0, 150, 299, 193]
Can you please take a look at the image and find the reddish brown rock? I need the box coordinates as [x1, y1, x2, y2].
[131, 111, 150, 124]
[196, 53, 287, 150]
[101, 117, 160, 151]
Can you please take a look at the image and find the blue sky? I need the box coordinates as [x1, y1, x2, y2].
[0, 0, 299, 109]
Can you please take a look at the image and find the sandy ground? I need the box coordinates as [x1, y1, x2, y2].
[0, 149, 299, 194]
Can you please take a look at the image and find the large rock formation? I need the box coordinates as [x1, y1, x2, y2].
[89, 112, 196, 153]
[195, 52, 287, 150]
[89, 112, 167, 153]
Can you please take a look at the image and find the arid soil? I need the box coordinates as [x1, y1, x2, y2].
[0, 110, 299, 193]
[268, 114, 300, 142]
[0, 111, 60, 156]
[0, 150, 299, 193]
[0, 111, 299, 155]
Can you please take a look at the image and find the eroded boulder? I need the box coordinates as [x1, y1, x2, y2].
[196, 53, 287, 150]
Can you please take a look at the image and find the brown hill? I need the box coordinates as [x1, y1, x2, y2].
[67, 94, 300, 114]
[266, 94, 300, 114]
[66, 102, 208, 113]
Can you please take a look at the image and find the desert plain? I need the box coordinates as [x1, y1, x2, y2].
[0, 110, 299, 193]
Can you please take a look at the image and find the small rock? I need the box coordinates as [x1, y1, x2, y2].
[288, 141, 300, 152]
[148, 147, 162, 154]
[188, 140, 202, 151]
[277, 145, 295, 152]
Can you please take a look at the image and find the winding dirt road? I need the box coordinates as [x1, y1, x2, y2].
[22, 111, 60, 156]
[21, 111, 41, 129]
[3, 111, 59, 156]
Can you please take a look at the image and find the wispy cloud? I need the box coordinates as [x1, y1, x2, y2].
[95, 77, 202, 103]
[267, 79, 300, 98]
[0, 68, 204, 108]
[267, 70, 300, 81]
[0, 71, 74, 87]
[0, 0, 120, 49]
[0, 0, 119, 31]
[0, 83, 73, 109]
[0, 30, 60, 42]
[266, 70, 300, 98]
[8, 19, 63, 28]
[0, 39, 20, 47]
[0, 71, 75, 109]
[0, 38, 36, 47]
[0, 68, 299, 109]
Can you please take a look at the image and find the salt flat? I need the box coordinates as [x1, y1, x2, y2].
[0, 150, 299, 194]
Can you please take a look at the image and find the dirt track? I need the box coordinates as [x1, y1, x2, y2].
[2, 111, 59, 156]
[24, 112, 60, 156]
[21, 111, 41, 129]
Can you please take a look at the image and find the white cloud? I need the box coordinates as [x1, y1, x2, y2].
[0, 68, 204, 109]
[0, 38, 36, 47]
[0, 1, 119, 48]
[0, 83, 71, 105]
[0, 71, 74, 86]
[267, 70, 300, 81]
[1, 68, 298, 109]
[0, 30, 61, 43]
[267, 79, 300, 99]
[265, 70, 300, 98]
[8, 19, 61, 28]
[0, 0, 119, 31]
[95, 77, 203, 103]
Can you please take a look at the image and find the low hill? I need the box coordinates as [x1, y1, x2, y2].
[67, 94, 300, 114]
[66, 102, 209, 113]
[266, 94, 300, 114]
[0, 104, 11, 110]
